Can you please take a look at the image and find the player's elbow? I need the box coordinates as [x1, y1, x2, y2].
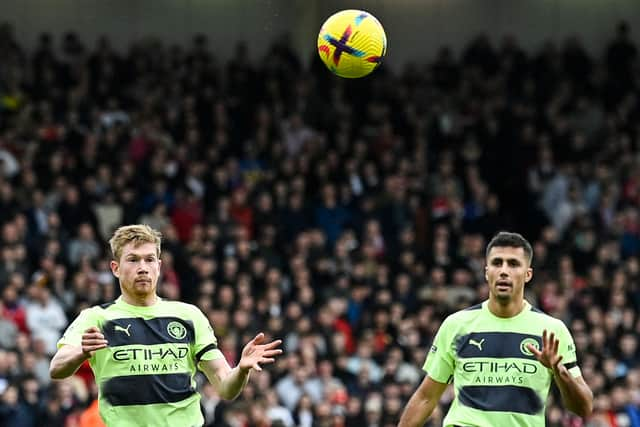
[569, 391, 593, 418]
[572, 404, 593, 419]
[580, 397, 594, 418]
[581, 387, 594, 418]
[219, 390, 241, 401]
[49, 357, 72, 380]
[50, 371, 66, 380]
[49, 364, 67, 380]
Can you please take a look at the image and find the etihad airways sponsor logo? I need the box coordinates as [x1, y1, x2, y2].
[112, 346, 189, 361]
[463, 361, 540, 386]
[462, 361, 538, 374]
[128, 362, 182, 373]
[472, 375, 526, 385]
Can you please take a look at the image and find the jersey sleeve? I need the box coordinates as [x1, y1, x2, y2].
[57, 308, 99, 348]
[423, 316, 455, 384]
[556, 320, 581, 378]
[191, 306, 224, 363]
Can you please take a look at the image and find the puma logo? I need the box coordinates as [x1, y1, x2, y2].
[115, 324, 132, 337]
[469, 338, 485, 351]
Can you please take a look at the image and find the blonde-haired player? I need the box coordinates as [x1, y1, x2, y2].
[50, 224, 282, 427]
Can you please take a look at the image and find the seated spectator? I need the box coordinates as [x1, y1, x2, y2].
[25, 286, 66, 356]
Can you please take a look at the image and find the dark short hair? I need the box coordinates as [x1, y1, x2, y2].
[485, 231, 533, 264]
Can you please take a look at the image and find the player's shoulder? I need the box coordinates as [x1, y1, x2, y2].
[442, 302, 484, 325]
[159, 300, 204, 317]
[526, 303, 570, 330]
[159, 299, 198, 310]
[525, 302, 552, 320]
[81, 301, 116, 314]
[97, 300, 117, 310]
[66, 303, 112, 324]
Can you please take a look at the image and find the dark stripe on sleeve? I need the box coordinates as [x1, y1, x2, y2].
[530, 306, 544, 313]
[564, 361, 578, 370]
[100, 301, 115, 309]
[425, 373, 454, 385]
[103, 317, 195, 347]
[459, 385, 543, 414]
[195, 343, 218, 363]
[464, 303, 483, 311]
[455, 332, 542, 360]
[101, 373, 194, 406]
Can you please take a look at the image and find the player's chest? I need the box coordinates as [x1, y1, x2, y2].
[96, 316, 195, 374]
[452, 331, 550, 387]
[101, 316, 194, 345]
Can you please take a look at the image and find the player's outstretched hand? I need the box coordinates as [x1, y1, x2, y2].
[527, 329, 566, 376]
[81, 326, 108, 357]
[238, 333, 283, 372]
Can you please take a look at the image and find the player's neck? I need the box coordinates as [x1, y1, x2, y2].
[121, 292, 159, 307]
[488, 297, 526, 318]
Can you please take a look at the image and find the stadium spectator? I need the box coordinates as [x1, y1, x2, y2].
[0, 19, 637, 426]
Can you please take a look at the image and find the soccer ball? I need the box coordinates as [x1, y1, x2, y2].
[317, 9, 387, 78]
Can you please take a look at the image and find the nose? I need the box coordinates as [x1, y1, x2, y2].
[136, 261, 149, 273]
[498, 264, 509, 276]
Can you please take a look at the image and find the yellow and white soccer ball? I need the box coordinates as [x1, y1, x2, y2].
[317, 9, 387, 78]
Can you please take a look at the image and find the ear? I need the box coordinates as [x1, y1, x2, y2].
[484, 265, 488, 282]
[110, 260, 120, 278]
[525, 267, 533, 283]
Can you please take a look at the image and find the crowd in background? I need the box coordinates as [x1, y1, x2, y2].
[0, 19, 639, 427]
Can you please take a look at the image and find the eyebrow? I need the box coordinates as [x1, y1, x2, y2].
[490, 257, 522, 264]
[125, 253, 157, 258]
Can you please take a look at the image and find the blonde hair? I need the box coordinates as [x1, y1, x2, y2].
[109, 224, 162, 261]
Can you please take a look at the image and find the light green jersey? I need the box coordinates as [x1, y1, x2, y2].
[58, 296, 224, 427]
[424, 300, 581, 427]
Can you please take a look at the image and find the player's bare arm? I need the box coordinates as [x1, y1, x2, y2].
[398, 376, 448, 427]
[527, 329, 593, 417]
[198, 332, 282, 400]
[50, 326, 108, 379]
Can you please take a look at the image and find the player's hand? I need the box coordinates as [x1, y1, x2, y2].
[81, 326, 108, 357]
[238, 333, 283, 372]
[527, 329, 566, 376]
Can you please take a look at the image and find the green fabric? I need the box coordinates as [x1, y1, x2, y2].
[58, 297, 224, 427]
[424, 300, 581, 427]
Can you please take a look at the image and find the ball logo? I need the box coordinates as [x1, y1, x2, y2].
[317, 9, 387, 78]
[167, 321, 187, 340]
[520, 338, 539, 356]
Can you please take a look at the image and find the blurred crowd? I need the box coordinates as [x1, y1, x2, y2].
[0, 18, 639, 427]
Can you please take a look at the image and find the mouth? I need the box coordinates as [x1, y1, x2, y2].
[495, 281, 512, 291]
[134, 278, 151, 285]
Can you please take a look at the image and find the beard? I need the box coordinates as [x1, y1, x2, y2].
[493, 285, 514, 303]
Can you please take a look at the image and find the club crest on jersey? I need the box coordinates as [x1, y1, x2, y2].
[520, 338, 539, 356]
[167, 321, 187, 339]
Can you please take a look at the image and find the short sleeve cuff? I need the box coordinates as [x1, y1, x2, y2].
[568, 365, 582, 378]
[423, 363, 454, 384]
[195, 344, 224, 363]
